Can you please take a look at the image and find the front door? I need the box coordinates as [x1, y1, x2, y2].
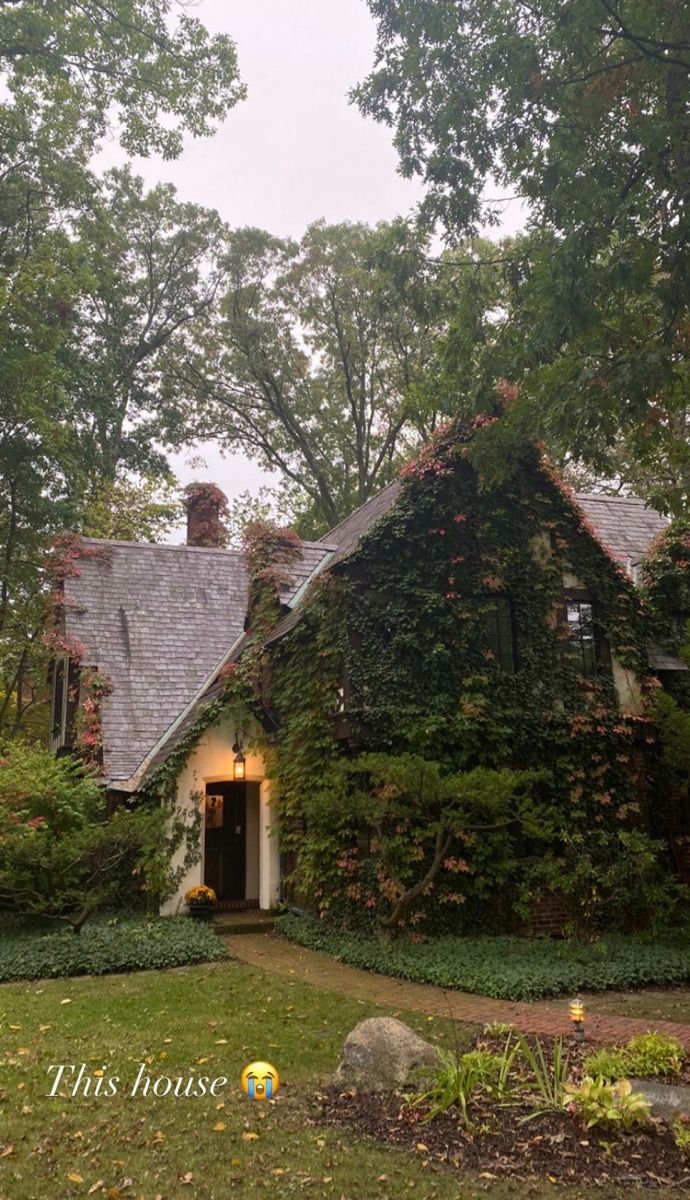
[204, 782, 246, 901]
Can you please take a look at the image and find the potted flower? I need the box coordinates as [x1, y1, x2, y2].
[184, 884, 217, 920]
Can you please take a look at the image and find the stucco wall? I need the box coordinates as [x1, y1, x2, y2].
[161, 711, 280, 915]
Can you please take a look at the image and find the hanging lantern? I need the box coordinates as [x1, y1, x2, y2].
[233, 739, 246, 781]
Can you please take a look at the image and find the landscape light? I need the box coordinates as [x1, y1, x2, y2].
[569, 997, 585, 1042]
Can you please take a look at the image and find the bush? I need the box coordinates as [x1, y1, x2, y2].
[0, 916, 228, 982]
[0, 741, 199, 930]
[585, 1031, 685, 1080]
[277, 913, 690, 1001]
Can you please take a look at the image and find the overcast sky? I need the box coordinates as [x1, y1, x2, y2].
[100, 0, 525, 538]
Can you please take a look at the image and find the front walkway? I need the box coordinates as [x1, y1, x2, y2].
[226, 931, 690, 1049]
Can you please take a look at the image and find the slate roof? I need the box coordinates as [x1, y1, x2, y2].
[574, 494, 668, 572]
[63, 480, 673, 790]
[63, 536, 331, 787]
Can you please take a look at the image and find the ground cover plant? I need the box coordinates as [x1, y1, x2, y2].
[1, 957, 685, 1200]
[0, 916, 227, 982]
[277, 914, 690, 1001]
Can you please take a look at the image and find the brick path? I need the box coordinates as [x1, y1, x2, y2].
[225, 931, 690, 1050]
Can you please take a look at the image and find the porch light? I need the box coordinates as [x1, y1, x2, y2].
[232, 738, 246, 781]
[569, 997, 585, 1042]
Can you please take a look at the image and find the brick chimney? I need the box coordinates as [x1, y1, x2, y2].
[183, 483, 229, 548]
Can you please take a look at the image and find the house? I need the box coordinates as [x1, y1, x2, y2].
[49, 425, 687, 923]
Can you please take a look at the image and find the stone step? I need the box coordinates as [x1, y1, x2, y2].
[212, 912, 275, 936]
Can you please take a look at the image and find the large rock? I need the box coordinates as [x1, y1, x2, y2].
[334, 1017, 438, 1091]
[630, 1078, 690, 1119]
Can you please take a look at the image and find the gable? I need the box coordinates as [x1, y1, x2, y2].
[63, 536, 331, 786]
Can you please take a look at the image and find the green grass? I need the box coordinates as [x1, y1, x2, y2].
[277, 913, 690, 1001]
[0, 958, 673, 1200]
[0, 916, 227, 982]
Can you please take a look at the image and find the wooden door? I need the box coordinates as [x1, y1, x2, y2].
[204, 782, 246, 901]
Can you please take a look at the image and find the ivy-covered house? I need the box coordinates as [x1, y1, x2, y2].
[48, 427, 689, 929]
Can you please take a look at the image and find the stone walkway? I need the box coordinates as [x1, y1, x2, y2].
[225, 931, 690, 1049]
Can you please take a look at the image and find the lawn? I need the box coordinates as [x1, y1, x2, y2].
[277, 914, 690, 1001]
[1, 956, 686, 1200]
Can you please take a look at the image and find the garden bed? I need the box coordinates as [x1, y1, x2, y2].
[316, 1029, 690, 1189]
[0, 914, 228, 982]
[277, 914, 690, 1001]
[317, 1087, 689, 1188]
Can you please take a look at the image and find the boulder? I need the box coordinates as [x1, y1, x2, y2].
[334, 1017, 438, 1091]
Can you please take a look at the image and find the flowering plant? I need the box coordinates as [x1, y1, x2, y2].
[184, 885, 217, 907]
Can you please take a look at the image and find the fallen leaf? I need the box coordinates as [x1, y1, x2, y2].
[241, 1132, 259, 1142]
[215, 1039, 228, 1045]
[151, 1131, 165, 1144]
[0, 1146, 13, 1158]
[67, 1172, 84, 1184]
[180, 1172, 193, 1185]
[88, 1183, 104, 1195]
[229, 1158, 241, 1167]
[322, 1177, 333, 1184]
[415, 1143, 428, 1153]
[213, 1122, 226, 1132]
[60, 999, 72, 1005]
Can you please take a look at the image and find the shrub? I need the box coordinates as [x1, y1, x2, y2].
[0, 741, 199, 931]
[585, 1031, 685, 1080]
[520, 829, 684, 939]
[277, 913, 690, 1001]
[0, 916, 227, 982]
[673, 1115, 690, 1156]
[625, 1031, 686, 1077]
[583, 1047, 629, 1080]
[563, 1076, 651, 1131]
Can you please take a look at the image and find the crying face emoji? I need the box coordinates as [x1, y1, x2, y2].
[240, 1060, 279, 1101]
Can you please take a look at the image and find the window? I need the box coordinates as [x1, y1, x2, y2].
[671, 613, 690, 644]
[50, 657, 79, 752]
[51, 658, 66, 744]
[483, 597, 516, 673]
[563, 597, 610, 678]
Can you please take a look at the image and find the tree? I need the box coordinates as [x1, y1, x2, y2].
[0, 0, 244, 163]
[355, 1, 690, 512]
[176, 220, 501, 533]
[80, 474, 182, 543]
[0, 741, 192, 931]
[0, 168, 226, 735]
[301, 753, 535, 939]
[67, 166, 228, 483]
[0, 2, 245, 736]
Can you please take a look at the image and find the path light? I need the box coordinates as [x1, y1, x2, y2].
[569, 997, 585, 1042]
[232, 734, 246, 781]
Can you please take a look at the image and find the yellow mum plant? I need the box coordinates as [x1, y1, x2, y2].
[184, 885, 217, 906]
